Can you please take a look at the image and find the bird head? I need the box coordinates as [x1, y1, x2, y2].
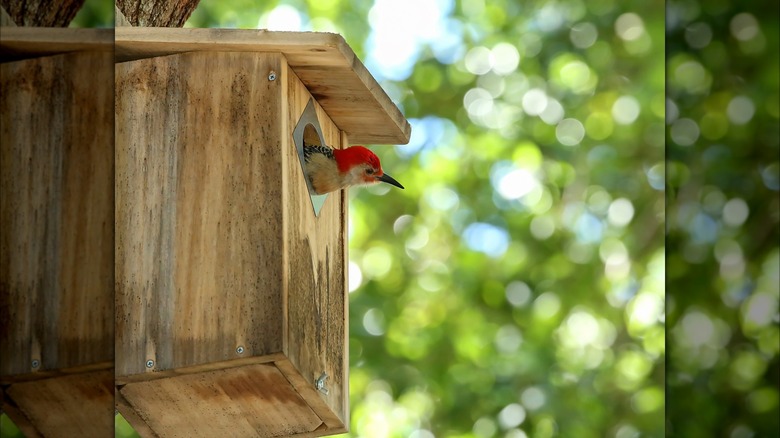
[332, 146, 404, 190]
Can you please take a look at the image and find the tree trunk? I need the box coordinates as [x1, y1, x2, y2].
[0, 0, 85, 27]
[116, 0, 201, 27]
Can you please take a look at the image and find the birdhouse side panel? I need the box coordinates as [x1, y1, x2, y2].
[115, 51, 287, 377]
[282, 62, 349, 431]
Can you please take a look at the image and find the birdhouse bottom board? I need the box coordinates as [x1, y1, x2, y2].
[117, 357, 338, 437]
[115, 51, 348, 436]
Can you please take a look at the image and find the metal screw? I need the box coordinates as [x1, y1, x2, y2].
[146, 360, 154, 368]
[31, 359, 39, 369]
[315, 372, 329, 395]
[268, 71, 277, 81]
[236, 346, 244, 354]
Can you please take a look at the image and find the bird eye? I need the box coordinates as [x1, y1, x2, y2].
[366, 168, 375, 175]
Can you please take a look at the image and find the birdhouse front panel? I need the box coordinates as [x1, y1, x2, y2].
[115, 51, 288, 377]
[1, 50, 115, 377]
[1, 28, 115, 438]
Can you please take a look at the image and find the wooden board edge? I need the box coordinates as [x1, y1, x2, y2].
[114, 28, 343, 63]
[0, 27, 114, 61]
[274, 358, 346, 432]
[116, 389, 158, 438]
[340, 131, 351, 429]
[0, 386, 43, 438]
[0, 361, 113, 385]
[115, 353, 287, 386]
[281, 55, 291, 360]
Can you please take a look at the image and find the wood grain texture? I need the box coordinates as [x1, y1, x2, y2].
[0, 28, 113, 62]
[115, 27, 411, 145]
[282, 62, 349, 431]
[115, 51, 286, 377]
[120, 362, 323, 437]
[5, 369, 114, 437]
[0, 52, 114, 376]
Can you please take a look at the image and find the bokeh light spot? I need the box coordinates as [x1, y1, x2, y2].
[498, 403, 527, 429]
[520, 387, 546, 411]
[506, 281, 533, 307]
[570, 22, 598, 48]
[615, 13, 645, 41]
[522, 88, 548, 116]
[612, 95, 641, 125]
[727, 96, 756, 125]
[349, 260, 363, 293]
[722, 198, 749, 227]
[533, 292, 562, 320]
[730, 13, 760, 41]
[670, 118, 700, 146]
[492, 43, 521, 75]
[608, 198, 635, 227]
[556, 118, 586, 146]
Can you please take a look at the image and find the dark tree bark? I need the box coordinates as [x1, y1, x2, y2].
[0, 0, 85, 27]
[116, 0, 201, 27]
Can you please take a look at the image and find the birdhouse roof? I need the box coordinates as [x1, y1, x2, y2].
[115, 28, 411, 145]
[1, 28, 411, 144]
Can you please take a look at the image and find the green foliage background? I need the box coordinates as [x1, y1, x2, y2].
[1, 0, 773, 437]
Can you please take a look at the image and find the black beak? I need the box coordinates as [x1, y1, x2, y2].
[377, 173, 404, 189]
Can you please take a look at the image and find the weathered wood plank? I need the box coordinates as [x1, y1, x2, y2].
[120, 362, 324, 437]
[114, 27, 411, 145]
[0, 28, 113, 61]
[115, 51, 286, 377]
[5, 369, 114, 438]
[282, 62, 349, 431]
[0, 52, 114, 376]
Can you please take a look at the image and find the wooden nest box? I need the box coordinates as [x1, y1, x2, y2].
[113, 28, 410, 437]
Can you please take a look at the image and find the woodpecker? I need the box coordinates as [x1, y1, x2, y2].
[303, 141, 404, 195]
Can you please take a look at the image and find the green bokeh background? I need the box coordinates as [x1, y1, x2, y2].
[2, 0, 777, 437]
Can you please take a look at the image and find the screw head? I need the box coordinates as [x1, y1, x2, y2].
[236, 346, 244, 354]
[268, 71, 277, 81]
[146, 360, 154, 368]
[31, 359, 40, 369]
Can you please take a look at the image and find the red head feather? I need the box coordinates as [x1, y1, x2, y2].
[333, 146, 383, 174]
